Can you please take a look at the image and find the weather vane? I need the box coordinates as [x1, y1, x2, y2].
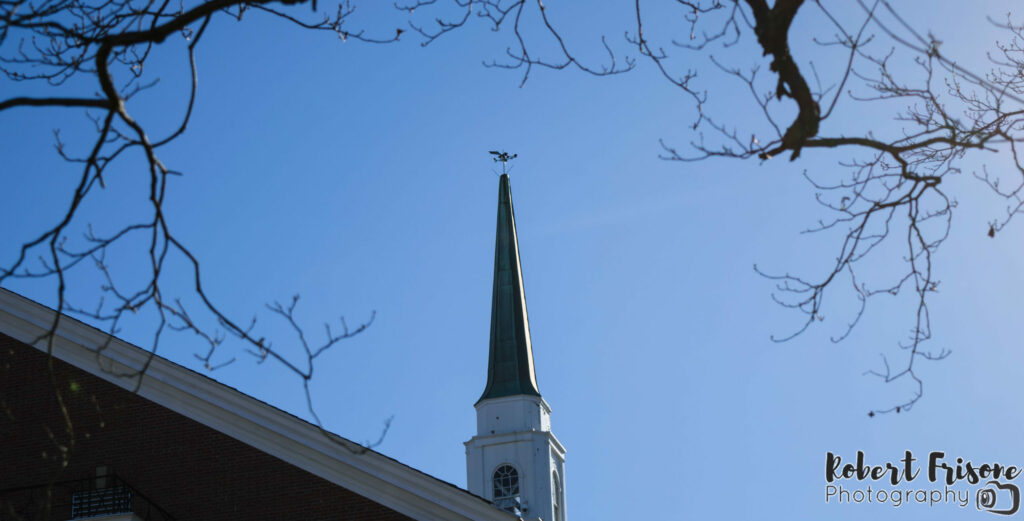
[489, 150, 518, 175]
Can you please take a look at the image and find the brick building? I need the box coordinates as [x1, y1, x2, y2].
[0, 287, 517, 521]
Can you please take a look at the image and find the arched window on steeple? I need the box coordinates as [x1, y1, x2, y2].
[552, 470, 563, 521]
[492, 464, 521, 514]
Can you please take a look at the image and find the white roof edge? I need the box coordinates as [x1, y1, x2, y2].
[0, 288, 518, 521]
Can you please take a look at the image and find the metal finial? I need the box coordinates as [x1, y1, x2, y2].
[489, 150, 518, 175]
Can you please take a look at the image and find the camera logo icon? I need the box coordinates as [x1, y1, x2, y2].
[977, 480, 1021, 515]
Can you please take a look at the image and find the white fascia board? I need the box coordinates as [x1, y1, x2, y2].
[0, 289, 518, 521]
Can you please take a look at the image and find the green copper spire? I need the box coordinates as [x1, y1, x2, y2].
[477, 173, 541, 404]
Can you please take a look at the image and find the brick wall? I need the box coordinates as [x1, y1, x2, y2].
[0, 333, 415, 521]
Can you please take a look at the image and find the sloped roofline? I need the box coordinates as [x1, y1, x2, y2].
[0, 288, 519, 521]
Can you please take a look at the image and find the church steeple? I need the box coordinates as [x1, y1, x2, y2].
[466, 171, 566, 521]
[478, 173, 541, 404]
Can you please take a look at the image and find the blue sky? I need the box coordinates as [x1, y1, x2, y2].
[3, 1, 1024, 519]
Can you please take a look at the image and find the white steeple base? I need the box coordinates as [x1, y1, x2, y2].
[465, 395, 566, 521]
